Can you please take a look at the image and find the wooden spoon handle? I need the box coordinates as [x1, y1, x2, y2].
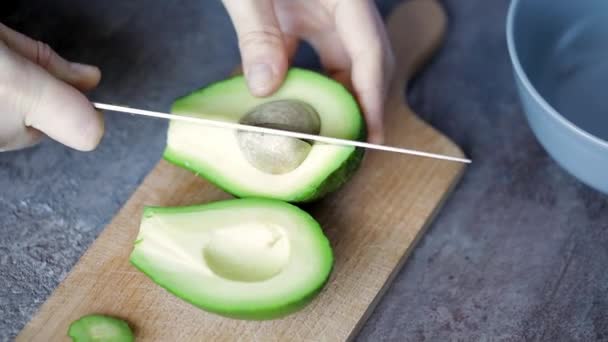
[386, 0, 447, 99]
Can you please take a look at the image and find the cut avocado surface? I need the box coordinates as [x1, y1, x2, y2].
[164, 68, 365, 202]
[129, 198, 333, 320]
[68, 314, 134, 342]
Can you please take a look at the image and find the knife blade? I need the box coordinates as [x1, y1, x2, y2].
[93, 102, 471, 164]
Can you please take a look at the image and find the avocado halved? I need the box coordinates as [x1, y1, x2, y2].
[163, 68, 365, 202]
[129, 198, 334, 320]
[67, 314, 134, 342]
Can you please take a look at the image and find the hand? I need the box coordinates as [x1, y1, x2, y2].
[221, 0, 394, 144]
[0, 23, 103, 152]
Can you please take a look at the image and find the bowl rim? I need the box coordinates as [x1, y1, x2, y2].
[506, 0, 608, 149]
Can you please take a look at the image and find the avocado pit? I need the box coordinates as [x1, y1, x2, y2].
[236, 100, 321, 174]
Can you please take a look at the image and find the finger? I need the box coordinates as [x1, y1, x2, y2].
[283, 33, 299, 62]
[274, 0, 349, 82]
[0, 125, 43, 153]
[305, 31, 352, 89]
[332, 0, 393, 144]
[0, 43, 104, 151]
[270, 1, 300, 62]
[222, 0, 288, 96]
[0, 22, 100, 92]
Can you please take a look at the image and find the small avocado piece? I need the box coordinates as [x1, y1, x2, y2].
[129, 198, 334, 320]
[164, 68, 365, 202]
[67, 314, 134, 342]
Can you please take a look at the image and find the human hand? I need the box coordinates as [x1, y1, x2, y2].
[0, 23, 103, 152]
[221, 0, 394, 144]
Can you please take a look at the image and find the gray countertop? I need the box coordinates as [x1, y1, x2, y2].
[1, 0, 607, 341]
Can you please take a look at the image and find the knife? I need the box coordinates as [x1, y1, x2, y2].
[93, 102, 471, 164]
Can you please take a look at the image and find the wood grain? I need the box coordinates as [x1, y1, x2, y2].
[17, 1, 466, 341]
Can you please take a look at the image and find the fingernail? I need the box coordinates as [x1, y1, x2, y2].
[70, 62, 100, 79]
[246, 63, 273, 96]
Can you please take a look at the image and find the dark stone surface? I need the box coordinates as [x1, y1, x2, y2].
[1, 0, 607, 341]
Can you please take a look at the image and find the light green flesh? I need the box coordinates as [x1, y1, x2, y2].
[129, 198, 333, 320]
[164, 68, 365, 202]
[68, 314, 133, 342]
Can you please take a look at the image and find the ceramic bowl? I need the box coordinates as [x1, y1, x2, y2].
[507, 0, 608, 194]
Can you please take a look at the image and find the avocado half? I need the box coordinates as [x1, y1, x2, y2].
[129, 198, 334, 320]
[67, 314, 134, 342]
[163, 68, 365, 202]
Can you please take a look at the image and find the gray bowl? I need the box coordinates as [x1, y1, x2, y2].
[507, 0, 608, 194]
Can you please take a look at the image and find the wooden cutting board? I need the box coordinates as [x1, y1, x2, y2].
[17, 1, 466, 340]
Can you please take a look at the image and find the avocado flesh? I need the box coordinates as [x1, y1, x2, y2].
[129, 198, 334, 320]
[68, 314, 133, 342]
[164, 68, 365, 202]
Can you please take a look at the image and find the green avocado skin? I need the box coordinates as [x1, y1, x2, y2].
[162, 68, 366, 203]
[130, 259, 332, 321]
[163, 141, 364, 203]
[293, 133, 365, 203]
[129, 198, 335, 320]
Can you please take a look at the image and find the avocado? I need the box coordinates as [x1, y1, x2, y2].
[129, 198, 334, 320]
[67, 314, 134, 342]
[163, 68, 365, 202]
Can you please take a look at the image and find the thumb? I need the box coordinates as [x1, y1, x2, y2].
[0, 42, 104, 151]
[222, 0, 288, 97]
